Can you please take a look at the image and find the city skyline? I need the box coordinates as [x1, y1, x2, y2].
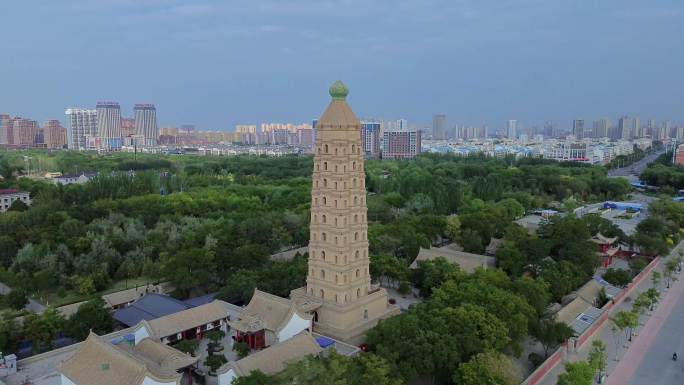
[1, 1, 683, 130]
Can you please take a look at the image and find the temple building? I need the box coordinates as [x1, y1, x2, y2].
[289, 80, 399, 343]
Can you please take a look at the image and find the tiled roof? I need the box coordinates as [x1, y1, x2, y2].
[147, 300, 230, 338]
[60, 333, 180, 385]
[219, 332, 322, 377]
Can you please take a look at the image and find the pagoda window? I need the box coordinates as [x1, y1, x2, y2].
[334, 217, 338, 226]
[354, 232, 359, 241]
[354, 214, 358, 223]
[320, 269, 325, 279]
[355, 250, 359, 259]
[363, 309, 368, 319]
[325, 144, 329, 153]
[320, 289, 325, 299]
[356, 269, 360, 278]
[322, 232, 327, 241]
[352, 144, 356, 154]
[324, 162, 328, 170]
[356, 288, 360, 298]
[324, 179, 328, 187]
[353, 161, 356, 170]
[323, 196, 327, 205]
[321, 251, 326, 260]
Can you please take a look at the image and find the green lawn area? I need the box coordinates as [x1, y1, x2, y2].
[34, 276, 157, 308]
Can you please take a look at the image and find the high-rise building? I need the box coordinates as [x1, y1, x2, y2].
[65, 108, 98, 150]
[618, 116, 631, 140]
[507, 120, 517, 139]
[633, 117, 641, 138]
[0, 114, 9, 145]
[134, 104, 158, 146]
[43, 120, 67, 149]
[11, 117, 39, 146]
[432, 114, 446, 140]
[592, 118, 610, 139]
[663, 121, 672, 138]
[361, 121, 381, 159]
[573, 119, 585, 140]
[96, 102, 122, 150]
[121, 117, 136, 137]
[290, 81, 397, 343]
[382, 129, 421, 159]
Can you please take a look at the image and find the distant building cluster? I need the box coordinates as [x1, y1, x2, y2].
[0, 114, 66, 149]
[429, 114, 682, 143]
[424, 137, 652, 165]
[63, 102, 158, 151]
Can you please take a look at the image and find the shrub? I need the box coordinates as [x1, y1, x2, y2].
[233, 342, 249, 358]
[528, 352, 545, 368]
[602, 268, 631, 287]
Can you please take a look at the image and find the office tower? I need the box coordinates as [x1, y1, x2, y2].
[382, 129, 421, 159]
[121, 117, 136, 137]
[573, 119, 585, 140]
[11, 118, 39, 146]
[543, 121, 554, 138]
[592, 118, 610, 139]
[134, 104, 158, 146]
[618, 116, 631, 140]
[507, 120, 517, 139]
[647, 119, 656, 136]
[633, 117, 641, 138]
[432, 114, 446, 140]
[361, 121, 381, 159]
[96, 102, 122, 150]
[663, 121, 672, 138]
[0, 114, 9, 144]
[65, 108, 98, 150]
[293, 80, 397, 343]
[43, 120, 67, 149]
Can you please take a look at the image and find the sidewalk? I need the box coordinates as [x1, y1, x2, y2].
[537, 240, 684, 385]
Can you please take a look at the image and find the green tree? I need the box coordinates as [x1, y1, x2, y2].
[602, 268, 631, 287]
[532, 318, 576, 357]
[65, 297, 114, 340]
[411, 257, 460, 298]
[0, 310, 19, 353]
[205, 353, 228, 373]
[233, 341, 250, 359]
[445, 215, 461, 242]
[232, 371, 271, 385]
[176, 339, 199, 356]
[588, 340, 608, 381]
[651, 271, 662, 289]
[454, 351, 521, 385]
[645, 287, 660, 310]
[5, 289, 28, 310]
[557, 361, 595, 385]
[664, 259, 679, 288]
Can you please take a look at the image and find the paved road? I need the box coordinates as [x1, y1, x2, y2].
[624, 281, 684, 385]
[607, 148, 667, 182]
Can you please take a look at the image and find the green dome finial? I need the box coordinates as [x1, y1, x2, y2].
[329, 80, 349, 100]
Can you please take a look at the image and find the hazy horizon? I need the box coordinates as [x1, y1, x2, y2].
[1, 0, 682, 131]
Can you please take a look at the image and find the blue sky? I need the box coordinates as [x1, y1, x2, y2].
[0, 0, 682, 131]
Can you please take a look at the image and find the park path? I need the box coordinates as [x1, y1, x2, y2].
[537, 239, 684, 385]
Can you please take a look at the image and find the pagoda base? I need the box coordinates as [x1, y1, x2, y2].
[291, 286, 400, 345]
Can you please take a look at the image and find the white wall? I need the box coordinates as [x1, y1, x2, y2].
[134, 324, 150, 345]
[277, 312, 311, 343]
[218, 368, 237, 385]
